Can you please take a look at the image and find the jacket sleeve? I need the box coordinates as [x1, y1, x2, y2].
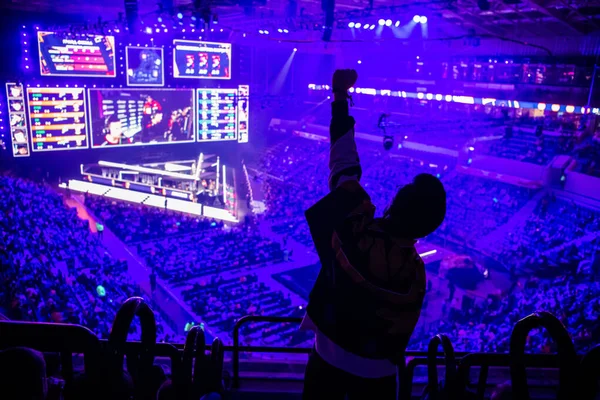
[328, 99, 362, 191]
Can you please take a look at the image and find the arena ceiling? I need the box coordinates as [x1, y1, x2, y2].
[2, 0, 600, 38]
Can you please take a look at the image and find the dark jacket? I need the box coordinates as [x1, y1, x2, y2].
[305, 98, 426, 363]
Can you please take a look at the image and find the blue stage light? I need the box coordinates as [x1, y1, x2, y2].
[177, 13, 183, 19]
[370, 24, 375, 30]
[283, 29, 289, 33]
[145, 27, 153, 34]
[413, 15, 421, 23]
[364, 24, 370, 29]
[385, 19, 392, 26]
[259, 30, 264, 34]
[278, 28, 283, 33]
[378, 19, 385, 26]
[264, 30, 270, 34]
[419, 16, 428, 23]
[395, 21, 400, 27]
[355, 22, 361, 28]
[348, 22, 355, 28]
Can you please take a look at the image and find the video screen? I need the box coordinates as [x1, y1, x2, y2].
[88, 89, 195, 147]
[197, 88, 238, 142]
[27, 87, 89, 151]
[173, 40, 231, 80]
[126, 46, 164, 87]
[237, 85, 249, 143]
[38, 31, 116, 77]
[6, 83, 30, 157]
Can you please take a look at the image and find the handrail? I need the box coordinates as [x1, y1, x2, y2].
[230, 315, 471, 390]
[232, 315, 306, 388]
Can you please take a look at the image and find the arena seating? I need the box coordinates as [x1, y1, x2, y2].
[86, 196, 221, 243]
[138, 228, 284, 284]
[182, 274, 311, 347]
[0, 176, 174, 342]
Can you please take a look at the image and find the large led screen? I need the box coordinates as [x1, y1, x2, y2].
[38, 31, 116, 77]
[173, 40, 231, 80]
[88, 88, 195, 147]
[126, 46, 164, 87]
[6, 83, 30, 157]
[27, 87, 89, 151]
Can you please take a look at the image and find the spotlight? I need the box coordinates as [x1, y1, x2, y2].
[378, 19, 385, 26]
[369, 24, 375, 30]
[145, 27, 153, 34]
[355, 22, 361, 28]
[278, 28, 283, 33]
[413, 15, 421, 23]
[259, 29, 264, 34]
[385, 19, 392, 26]
[364, 24, 370, 29]
[177, 12, 183, 19]
[348, 22, 355, 28]
[283, 29, 289, 33]
[357, 60, 362, 64]
[293, 48, 297, 51]
[158, 17, 163, 23]
[264, 30, 269, 34]
[419, 16, 428, 23]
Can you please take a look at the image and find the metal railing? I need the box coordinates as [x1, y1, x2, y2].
[232, 315, 309, 388]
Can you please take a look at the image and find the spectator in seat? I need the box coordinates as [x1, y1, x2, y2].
[302, 70, 446, 399]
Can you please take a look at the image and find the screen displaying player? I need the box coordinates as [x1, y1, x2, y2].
[173, 40, 231, 79]
[6, 82, 30, 157]
[38, 32, 116, 77]
[126, 46, 165, 87]
[88, 89, 195, 147]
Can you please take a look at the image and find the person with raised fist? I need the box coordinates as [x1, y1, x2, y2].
[302, 69, 447, 399]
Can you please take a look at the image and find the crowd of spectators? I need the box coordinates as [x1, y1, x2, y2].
[182, 273, 310, 346]
[493, 194, 600, 276]
[0, 176, 173, 341]
[434, 173, 536, 247]
[86, 196, 220, 243]
[408, 257, 600, 353]
[138, 227, 284, 284]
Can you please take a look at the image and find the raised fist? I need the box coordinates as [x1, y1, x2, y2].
[332, 69, 358, 93]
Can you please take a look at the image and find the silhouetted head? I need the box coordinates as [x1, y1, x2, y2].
[383, 173, 446, 239]
[0, 347, 47, 400]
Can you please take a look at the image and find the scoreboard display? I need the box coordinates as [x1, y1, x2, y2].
[173, 40, 231, 80]
[27, 87, 88, 151]
[197, 88, 238, 142]
[38, 32, 116, 77]
[7, 29, 253, 157]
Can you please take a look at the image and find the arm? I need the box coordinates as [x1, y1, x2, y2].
[328, 70, 361, 191]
